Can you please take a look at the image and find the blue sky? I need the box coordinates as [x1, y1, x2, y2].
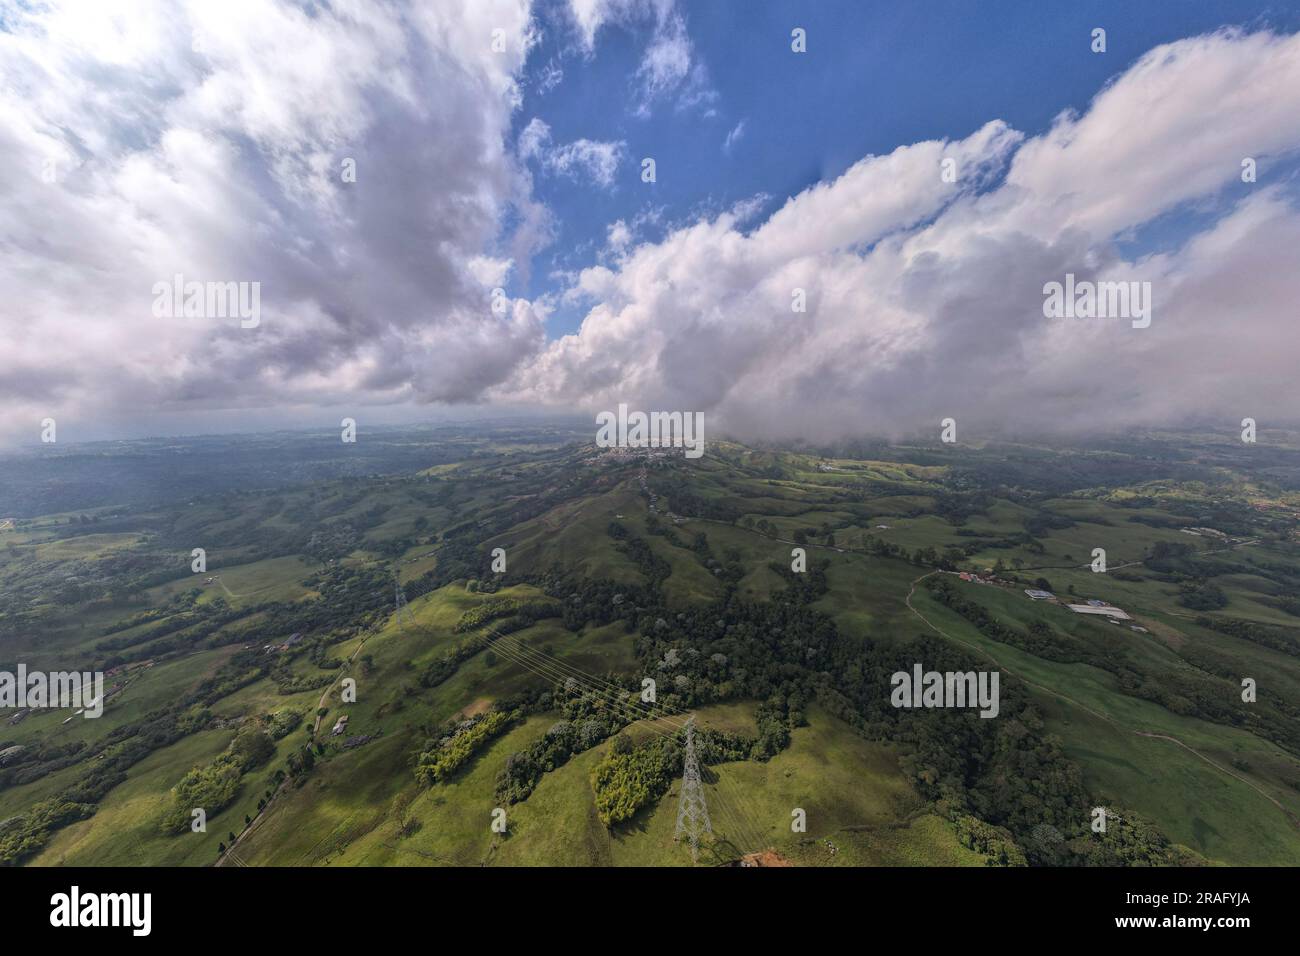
[517, 0, 1300, 336]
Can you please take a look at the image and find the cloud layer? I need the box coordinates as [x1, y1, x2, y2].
[0, 0, 545, 440]
[504, 28, 1300, 440]
[2, 8, 1299, 446]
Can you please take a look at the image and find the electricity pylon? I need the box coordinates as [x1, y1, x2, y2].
[674, 716, 712, 863]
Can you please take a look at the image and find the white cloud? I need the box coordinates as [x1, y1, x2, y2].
[518, 116, 553, 160]
[499, 29, 1300, 441]
[534, 58, 564, 94]
[517, 117, 627, 187]
[568, 0, 675, 51]
[8, 13, 1299, 449]
[607, 220, 633, 253]
[467, 256, 515, 289]
[550, 139, 627, 188]
[723, 119, 746, 154]
[0, 0, 548, 443]
[567, 0, 713, 116]
[636, 12, 691, 99]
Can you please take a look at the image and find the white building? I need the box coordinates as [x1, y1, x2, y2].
[1067, 604, 1131, 620]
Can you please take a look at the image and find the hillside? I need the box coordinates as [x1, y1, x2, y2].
[3, 425, 1299, 867]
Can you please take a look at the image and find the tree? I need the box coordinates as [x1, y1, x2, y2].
[231, 728, 275, 771]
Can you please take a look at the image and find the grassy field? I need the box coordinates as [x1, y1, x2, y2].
[907, 582, 1300, 865]
[229, 704, 983, 867]
[5, 429, 1300, 868]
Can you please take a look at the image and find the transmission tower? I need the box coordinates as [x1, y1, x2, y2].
[674, 716, 712, 863]
[394, 574, 413, 630]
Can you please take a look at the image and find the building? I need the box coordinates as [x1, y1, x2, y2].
[1024, 589, 1055, 600]
[1067, 603, 1131, 620]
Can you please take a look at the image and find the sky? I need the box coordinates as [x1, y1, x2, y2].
[2, 0, 1300, 446]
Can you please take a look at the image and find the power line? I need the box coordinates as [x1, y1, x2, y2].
[394, 566, 758, 855]
[488, 630, 691, 728]
[471, 641, 757, 856]
[482, 639, 684, 743]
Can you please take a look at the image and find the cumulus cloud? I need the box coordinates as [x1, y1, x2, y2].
[607, 220, 633, 253]
[0, 0, 547, 442]
[6, 12, 1298, 449]
[500, 29, 1300, 441]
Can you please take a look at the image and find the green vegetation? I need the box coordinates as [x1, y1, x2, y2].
[590, 736, 680, 825]
[159, 757, 242, 834]
[415, 710, 519, 786]
[0, 798, 94, 865]
[3, 423, 1299, 867]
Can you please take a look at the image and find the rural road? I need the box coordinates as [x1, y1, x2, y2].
[217, 625, 379, 867]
